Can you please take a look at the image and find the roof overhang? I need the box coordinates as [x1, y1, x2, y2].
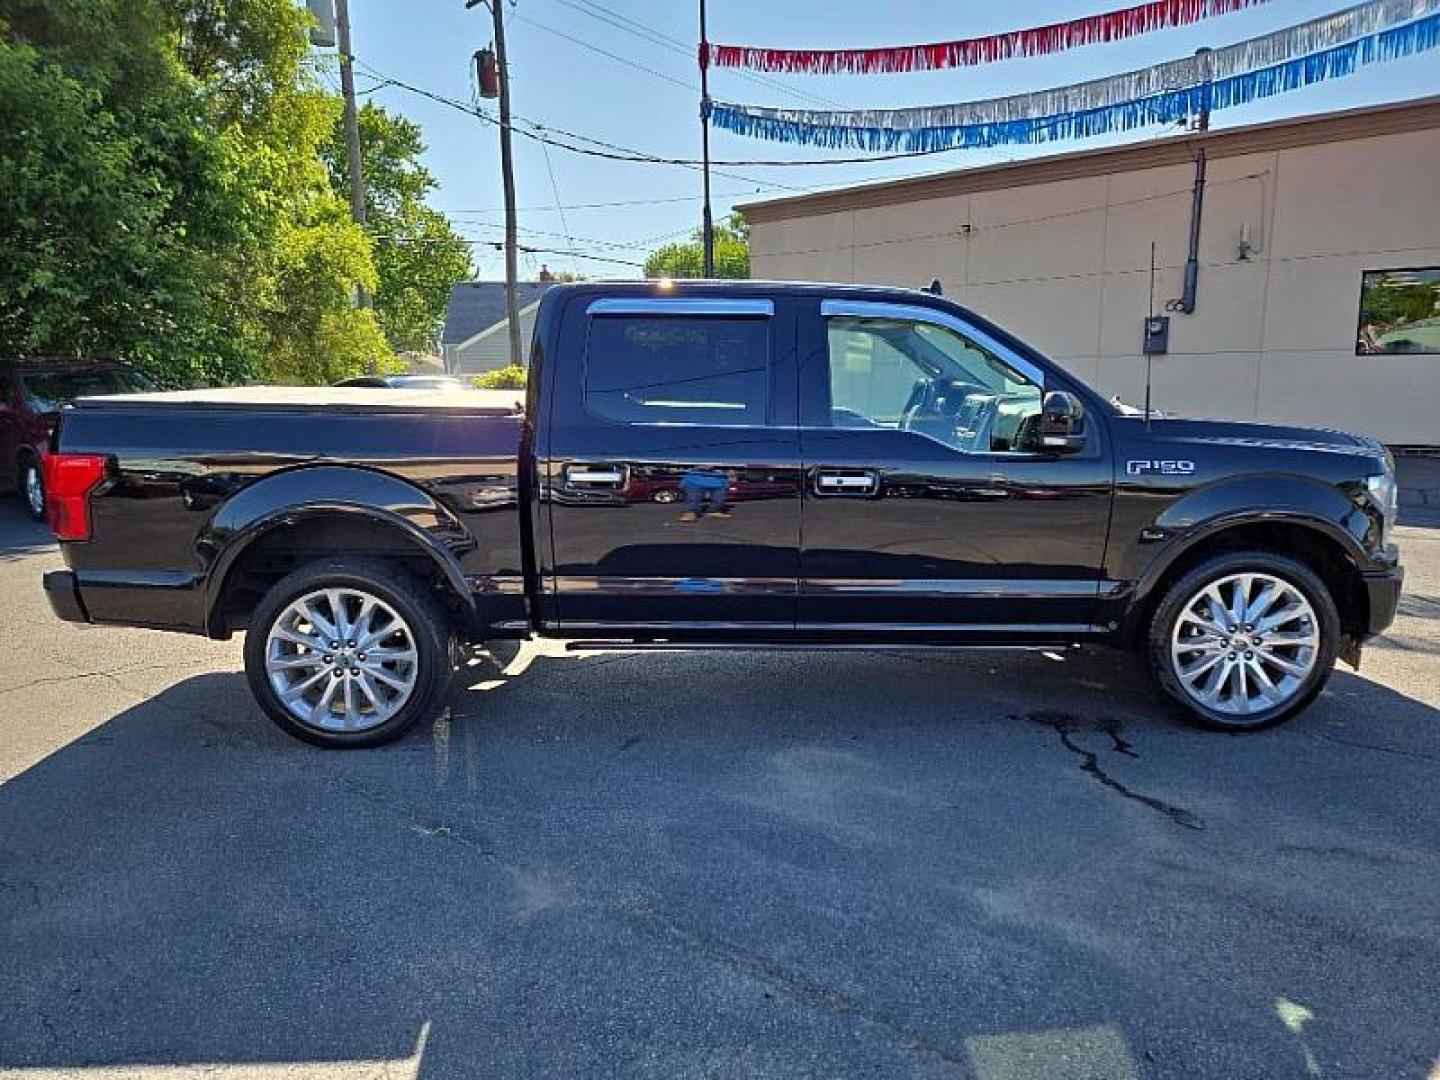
[738, 94, 1440, 224]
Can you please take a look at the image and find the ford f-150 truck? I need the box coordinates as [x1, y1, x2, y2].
[41, 281, 1402, 747]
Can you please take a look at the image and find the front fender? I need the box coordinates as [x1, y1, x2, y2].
[200, 465, 474, 634]
[1116, 473, 1375, 630]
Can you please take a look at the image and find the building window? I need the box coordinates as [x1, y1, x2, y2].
[584, 315, 769, 426]
[1357, 268, 1440, 355]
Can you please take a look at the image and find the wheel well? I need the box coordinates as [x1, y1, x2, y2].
[212, 514, 471, 636]
[1134, 522, 1368, 643]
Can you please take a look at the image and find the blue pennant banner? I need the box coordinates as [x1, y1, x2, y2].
[710, 5, 1440, 152]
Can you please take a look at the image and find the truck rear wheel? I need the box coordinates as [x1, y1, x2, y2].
[1145, 551, 1340, 732]
[243, 558, 456, 748]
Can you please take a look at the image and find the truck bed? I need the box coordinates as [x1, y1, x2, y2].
[75, 385, 524, 415]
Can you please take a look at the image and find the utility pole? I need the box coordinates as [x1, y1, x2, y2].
[468, 0, 523, 369]
[335, 0, 368, 304]
[699, 0, 714, 277]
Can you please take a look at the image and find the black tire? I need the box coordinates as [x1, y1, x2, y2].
[243, 558, 456, 749]
[18, 457, 45, 522]
[1145, 550, 1340, 732]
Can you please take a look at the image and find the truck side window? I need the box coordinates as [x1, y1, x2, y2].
[825, 316, 1044, 454]
[585, 315, 769, 426]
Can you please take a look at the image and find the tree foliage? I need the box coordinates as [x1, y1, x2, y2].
[322, 103, 472, 354]
[473, 364, 526, 390]
[0, 0, 390, 384]
[643, 213, 749, 280]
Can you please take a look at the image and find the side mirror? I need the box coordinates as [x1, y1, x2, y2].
[1039, 391, 1086, 454]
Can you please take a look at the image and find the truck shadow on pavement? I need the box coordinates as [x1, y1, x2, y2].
[2, 640, 1438, 1078]
[0, 495, 54, 562]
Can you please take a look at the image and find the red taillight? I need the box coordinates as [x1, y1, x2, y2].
[43, 454, 109, 541]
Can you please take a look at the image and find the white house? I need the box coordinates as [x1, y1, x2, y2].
[440, 281, 554, 375]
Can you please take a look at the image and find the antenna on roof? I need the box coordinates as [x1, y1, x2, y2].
[1144, 242, 1156, 428]
[923, 278, 943, 296]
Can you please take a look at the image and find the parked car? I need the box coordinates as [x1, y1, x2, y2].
[334, 374, 473, 390]
[0, 359, 152, 521]
[41, 281, 1401, 747]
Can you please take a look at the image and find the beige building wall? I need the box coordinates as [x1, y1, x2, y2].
[746, 99, 1440, 444]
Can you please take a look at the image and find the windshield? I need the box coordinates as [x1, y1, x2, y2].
[21, 369, 153, 412]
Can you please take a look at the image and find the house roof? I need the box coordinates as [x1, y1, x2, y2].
[738, 94, 1440, 224]
[441, 281, 554, 345]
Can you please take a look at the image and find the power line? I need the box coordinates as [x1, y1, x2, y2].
[376, 235, 646, 268]
[353, 59, 1015, 172]
[511, 12, 698, 92]
[550, 0, 842, 109]
[444, 190, 759, 213]
[351, 60, 806, 190]
[535, 121, 579, 274]
[454, 219, 692, 252]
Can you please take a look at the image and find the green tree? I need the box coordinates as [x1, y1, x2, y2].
[643, 213, 749, 279]
[0, 4, 244, 382]
[323, 102, 472, 354]
[0, 0, 390, 384]
[178, 0, 390, 382]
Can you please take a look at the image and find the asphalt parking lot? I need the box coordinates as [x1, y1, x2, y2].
[1, 480, 1437, 1079]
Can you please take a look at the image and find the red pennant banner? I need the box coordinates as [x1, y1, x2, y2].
[706, 0, 1272, 74]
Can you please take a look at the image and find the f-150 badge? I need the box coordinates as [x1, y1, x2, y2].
[1127, 459, 1195, 476]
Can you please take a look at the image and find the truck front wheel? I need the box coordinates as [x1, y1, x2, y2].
[1145, 551, 1340, 732]
[243, 558, 456, 748]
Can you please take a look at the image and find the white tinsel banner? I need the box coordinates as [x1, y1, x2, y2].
[710, 0, 1440, 151]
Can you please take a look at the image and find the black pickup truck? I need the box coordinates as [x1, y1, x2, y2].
[41, 281, 1402, 747]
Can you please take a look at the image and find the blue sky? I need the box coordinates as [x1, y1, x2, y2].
[338, 1, 1440, 279]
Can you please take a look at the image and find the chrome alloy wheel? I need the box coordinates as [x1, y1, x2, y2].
[24, 464, 44, 518]
[264, 587, 419, 732]
[1169, 572, 1320, 717]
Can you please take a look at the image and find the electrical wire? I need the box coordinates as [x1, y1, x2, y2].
[549, 0, 843, 109]
[351, 59, 806, 190]
[510, 12, 699, 92]
[444, 191, 757, 213]
[353, 59, 1031, 172]
[379, 235, 646, 268]
[535, 122, 579, 274]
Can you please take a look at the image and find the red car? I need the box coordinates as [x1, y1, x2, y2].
[1, 359, 152, 521]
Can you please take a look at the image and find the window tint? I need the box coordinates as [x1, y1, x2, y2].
[585, 316, 768, 425]
[825, 317, 1043, 454]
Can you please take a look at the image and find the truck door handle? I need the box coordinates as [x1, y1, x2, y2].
[813, 469, 879, 496]
[971, 473, 1010, 499]
[563, 464, 627, 489]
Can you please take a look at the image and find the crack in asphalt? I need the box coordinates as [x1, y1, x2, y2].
[632, 907, 969, 1072]
[1309, 730, 1440, 766]
[1022, 711, 1205, 831]
[0, 658, 205, 700]
[211, 742, 968, 1069]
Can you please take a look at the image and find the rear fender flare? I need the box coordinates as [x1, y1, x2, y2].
[201, 465, 473, 636]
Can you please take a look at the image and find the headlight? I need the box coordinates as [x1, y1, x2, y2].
[1365, 471, 1398, 544]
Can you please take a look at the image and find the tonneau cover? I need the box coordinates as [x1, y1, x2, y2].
[73, 385, 524, 415]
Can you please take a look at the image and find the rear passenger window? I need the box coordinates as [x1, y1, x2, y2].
[585, 316, 768, 426]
